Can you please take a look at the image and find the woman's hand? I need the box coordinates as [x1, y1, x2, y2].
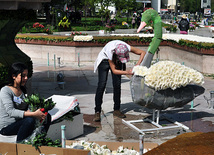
[33, 109, 46, 120]
[126, 69, 133, 75]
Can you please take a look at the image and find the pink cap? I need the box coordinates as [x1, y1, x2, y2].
[114, 43, 130, 63]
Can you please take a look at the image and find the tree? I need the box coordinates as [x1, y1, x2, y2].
[95, 0, 113, 24]
[114, 0, 137, 22]
[180, 0, 201, 13]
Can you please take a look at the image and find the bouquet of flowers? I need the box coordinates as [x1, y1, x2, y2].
[24, 94, 56, 113]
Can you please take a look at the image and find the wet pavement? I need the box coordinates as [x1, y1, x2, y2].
[30, 60, 214, 145]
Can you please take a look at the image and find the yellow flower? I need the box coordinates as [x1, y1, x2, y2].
[122, 21, 127, 25]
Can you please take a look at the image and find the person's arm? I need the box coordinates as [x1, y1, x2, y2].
[24, 108, 46, 120]
[130, 46, 146, 65]
[108, 60, 133, 75]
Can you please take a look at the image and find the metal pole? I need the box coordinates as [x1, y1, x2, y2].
[157, 110, 160, 124]
[78, 53, 80, 67]
[139, 133, 145, 155]
[152, 109, 155, 122]
[47, 53, 49, 66]
[57, 57, 61, 68]
[190, 100, 194, 109]
[61, 125, 66, 148]
[54, 54, 56, 70]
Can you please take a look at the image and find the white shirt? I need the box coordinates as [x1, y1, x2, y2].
[94, 40, 131, 73]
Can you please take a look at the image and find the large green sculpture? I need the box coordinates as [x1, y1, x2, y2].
[137, 9, 162, 55]
[130, 9, 205, 110]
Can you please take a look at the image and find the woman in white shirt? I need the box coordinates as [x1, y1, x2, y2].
[93, 40, 146, 122]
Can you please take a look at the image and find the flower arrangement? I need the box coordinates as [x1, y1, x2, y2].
[43, 28, 53, 34]
[33, 22, 44, 29]
[24, 94, 56, 112]
[132, 61, 204, 90]
[32, 22, 45, 33]
[32, 22, 53, 34]
[73, 35, 93, 42]
[66, 140, 148, 154]
[71, 31, 88, 36]
[164, 24, 177, 33]
[58, 16, 70, 30]
[122, 21, 129, 28]
[192, 22, 200, 28]
[189, 23, 196, 31]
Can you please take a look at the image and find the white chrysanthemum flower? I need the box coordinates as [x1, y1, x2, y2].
[117, 146, 124, 152]
[132, 61, 204, 90]
[67, 141, 140, 155]
[132, 65, 148, 76]
[112, 150, 118, 154]
[73, 35, 93, 41]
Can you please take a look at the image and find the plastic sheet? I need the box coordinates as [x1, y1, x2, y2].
[130, 75, 205, 110]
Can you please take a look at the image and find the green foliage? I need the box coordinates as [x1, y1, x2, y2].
[207, 74, 214, 79]
[52, 106, 80, 124]
[24, 133, 61, 150]
[86, 26, 102, 31]
[164, 24, 177, 32]
[24, 94, 56, 112]
[178, 39, 214, 50]
[105, 24, 115, 32]
[58, 16, 70, 30]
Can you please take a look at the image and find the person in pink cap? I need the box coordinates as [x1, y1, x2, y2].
[93, 40, 146, 122]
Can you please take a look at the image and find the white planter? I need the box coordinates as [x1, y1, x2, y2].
[47, 113, 83, 142]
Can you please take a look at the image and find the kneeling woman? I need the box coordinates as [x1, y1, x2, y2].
[0, 62, 51, 142]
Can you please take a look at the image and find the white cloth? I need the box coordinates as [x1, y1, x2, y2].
[94, 40, 131, 73]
